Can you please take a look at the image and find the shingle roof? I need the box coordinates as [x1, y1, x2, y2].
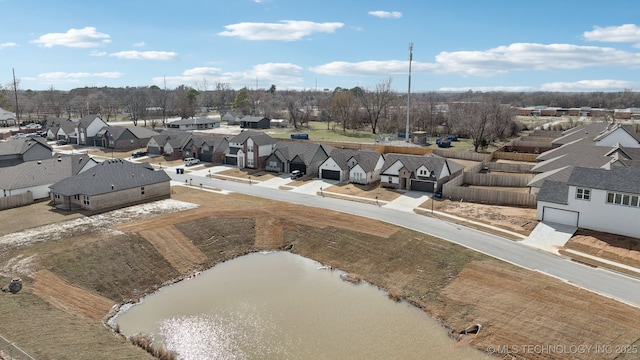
[536, 180, 570, 204]
[381, 153, 464, 178]
[349, 150, 383, 172]
[167, 117, 219, 125]
[103, 126, 159, 140]
[551, 122, 609, 146]
[273, 141, 332, 165]
[326, 148, 361, 170]
[229, 131, 275, 146]
[567, 166, 640, 194]
[49, 159, 170, 196]
[0, 154, 93, 190]
[0, 137, 52, 156]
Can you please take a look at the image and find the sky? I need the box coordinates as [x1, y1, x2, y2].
[2, 0, 640, 93]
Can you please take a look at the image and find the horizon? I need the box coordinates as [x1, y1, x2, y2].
[3, 1, 640, 93]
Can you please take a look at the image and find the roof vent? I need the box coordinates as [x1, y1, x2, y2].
[37, 161, 42, 164]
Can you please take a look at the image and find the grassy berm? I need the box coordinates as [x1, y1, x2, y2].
[1, 186, 640, 360]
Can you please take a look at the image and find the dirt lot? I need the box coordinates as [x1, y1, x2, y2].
[1, 187, 640, 359]
[561, 230, 640, 273]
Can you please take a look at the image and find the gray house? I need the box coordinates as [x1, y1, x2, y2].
[240, 116, 270, 129]
[76, 115, 108, 145]
[166, 117, 221, 131]
[0, 138, 52, 168]
[225, 131, 276, 168]
[221, 111, 244, 125]
[49, 159, 171, 211]
[183, 134, 229, 163]
[97, 126, 159, 149]
[380, 153, 464, 193]
[265, 142, 333, 175]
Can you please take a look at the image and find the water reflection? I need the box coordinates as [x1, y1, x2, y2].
[115, 252, 489, 360]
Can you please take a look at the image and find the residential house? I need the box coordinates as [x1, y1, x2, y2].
[54, 119, 79, 143]
[166, 117, 221, 131]
[348, 151, 386, 185]
[380, 153, 464, 192]
[225, 131, 276, 169]
[76, 115, 108, 145]
[536, 166, 640, 238]
[183, 134, 229, 163]
[97, 126, 159, 150]
[318, 148, 361, 181]
[221, 111, 244, 125]
[146, 131, 192, 158]
[318, 149, 385, 184]
[0, 107, 16, 127]
[49, 159, 171, 211]
[0, 154, 97, 200]
[265, 142, 333, 175]
[239, 116, 270, 129]
[0, 138, 52, 168]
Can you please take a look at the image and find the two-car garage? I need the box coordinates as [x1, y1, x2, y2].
[541, 206, 579, 227]
[321, 169, 341, 180]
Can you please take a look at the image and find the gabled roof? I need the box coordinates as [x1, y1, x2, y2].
[0, 154, 94, 190]
[0, 107, 16, 121]
[77, 114, 103, 126]
[186, 134, 228, 152]
[551, 122, 608, 146]
[102, 126, 159, 140]
[567, 166, 640, 194]
[240, 116, 269, 123]
[0, 137, 52, 156]
[381, 153, 464, 177]
[228, 131, 275, 146]
[536, 180, 570, 204]
[349, 150, 383, 172]
[272, 142, 332, 165]
[528, 165, 573, 188]
[326, 148, 361, 170]
[50, 159, 170, 196]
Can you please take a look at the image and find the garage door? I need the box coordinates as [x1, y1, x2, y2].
[542, 207, 579, 226]
[410, 180, 434, 192]
[322, 169, 340, 180]
[225, 156, 237, 166]
[290, 163, 307, 174]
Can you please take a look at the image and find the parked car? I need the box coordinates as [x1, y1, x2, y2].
[184, 157, 200, 166]
[290, 170, 303, 180]
[56, 139, 68, 145]
[131, 150, 147, 158]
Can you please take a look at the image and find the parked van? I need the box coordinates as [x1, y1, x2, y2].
[184, 157, 200, 166]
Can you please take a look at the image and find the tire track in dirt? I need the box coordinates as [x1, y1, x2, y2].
[255, 216, 284, 249]
[32, 270, 115, 321]
[139, 225, 208, 273]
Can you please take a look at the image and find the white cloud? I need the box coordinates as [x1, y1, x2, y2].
[133, 41, 146, 47]
[89, 50, 107, 57]
[0, 42, 18, 50]
[157, 63, 303, 88]
[109, 51, 178, 60]
[583, 24, 640, 43]
[30, 71, 123, 85]
[541, 79, 633, 91]
[311, 60, 435, 76]
[218, 20, 344, 41]
[31, 27, 111, 48]
[368, 11, 402, 19]
[439, 86, 534, 92]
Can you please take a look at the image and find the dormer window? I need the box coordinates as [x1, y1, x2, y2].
[576, 188, 590, 200]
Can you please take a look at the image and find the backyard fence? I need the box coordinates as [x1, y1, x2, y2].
[0, 333, 35, 360]
[0, 192, 33, 211]
[431, 149, 489, 161]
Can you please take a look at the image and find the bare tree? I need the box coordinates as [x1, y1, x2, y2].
[357, 78, 394, 134]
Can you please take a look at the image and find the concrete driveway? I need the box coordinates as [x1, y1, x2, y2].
[256, 174, 294, 189]
[521, 221, 578, 253]
[291, 178, 339, 195]
[383, 191, 431, 212]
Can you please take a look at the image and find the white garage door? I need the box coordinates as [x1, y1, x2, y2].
[542, 207, 579, 227]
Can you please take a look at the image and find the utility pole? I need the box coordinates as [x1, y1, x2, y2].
[12, 68, 19, 123]
[405, 43, 413, 143]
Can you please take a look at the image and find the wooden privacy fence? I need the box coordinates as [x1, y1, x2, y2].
[432, 149, 488, 161]
[463, 172, 533, 187]
[484, 162, 535, 173]
[489, 151, 540, 162]
[0, 192, 33, 210]
[442, 185, 537, 207]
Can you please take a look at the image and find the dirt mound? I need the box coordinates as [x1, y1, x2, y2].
[139, 225, 208, 273]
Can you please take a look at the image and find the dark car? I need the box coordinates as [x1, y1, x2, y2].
[290, 170, 303, 180]
[55, 139, 68, 145]
[132, 150, 147, 158]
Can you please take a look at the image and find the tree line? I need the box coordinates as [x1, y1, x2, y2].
[3, 79, 640, 151]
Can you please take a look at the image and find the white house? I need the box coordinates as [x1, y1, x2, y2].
[347, 151, 385, 185]
[536, 166, 640, 238]
[594, 124, 640, 148]
[166, 117, 220, 131]
[225, 131, 276, 169]
[0, 107, 16, 126]
[76, 115, 108, 145]
[319, 149, 361, 181]
[380, 153, 464, 193]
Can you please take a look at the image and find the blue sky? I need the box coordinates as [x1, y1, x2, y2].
[2, 0, 640, 93]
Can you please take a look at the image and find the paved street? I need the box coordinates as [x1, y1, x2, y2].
[166, 169, 640, 308]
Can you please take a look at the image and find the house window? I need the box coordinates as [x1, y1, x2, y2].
[247, 145, 254, 152]
[141, 186, 145, 195]
[83, 196, 90, 205]
[606, 191, 640, 208]
[576, 188, 590, 200]
[247, 157, 254, 167]
[202, 144, 210, 152]
[388, 176, 392, 183]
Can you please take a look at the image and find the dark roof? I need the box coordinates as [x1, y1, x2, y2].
[536, 180, 570, 204]
[102, 126, 159, 140]
[0, 137, 52, 156]
[567, 166, 640, 194]
[228, 131, 275, 146]
[49, 159, 170, 196]
[381, 153, 464, 178]
[349, 150, 383, 172]
[551, 122, 609, 146]
[78, 115, 103, 126]
[272, 142, 332, 165]
[326, 148, 362, 170]
[0, 154, 94, 190]
[240, 116, 269, 123]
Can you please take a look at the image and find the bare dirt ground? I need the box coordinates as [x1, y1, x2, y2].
[562, 230, 640, 270]
[1, 186, 640, 359]
[323, 182, 403, 202]
[422, 199, 538, 235]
